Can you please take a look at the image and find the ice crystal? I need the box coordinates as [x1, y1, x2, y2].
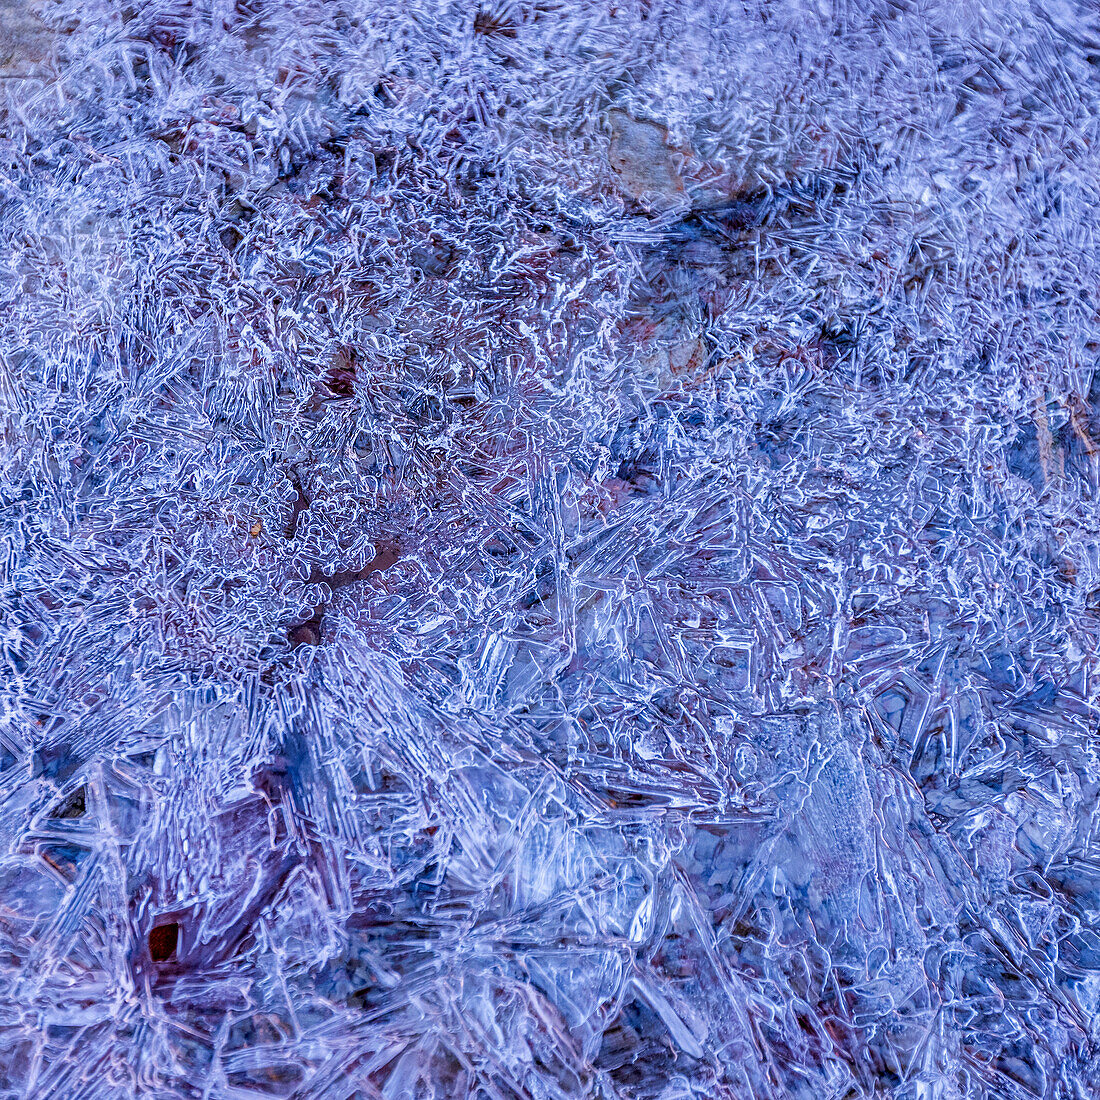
[3, 0, 1100, 1097]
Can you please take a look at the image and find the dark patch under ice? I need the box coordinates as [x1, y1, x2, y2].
[3, 1, 1100, 1097]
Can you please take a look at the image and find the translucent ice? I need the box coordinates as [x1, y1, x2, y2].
[4, 0, 1100, 1096]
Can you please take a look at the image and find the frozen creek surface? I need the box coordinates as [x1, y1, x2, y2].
[3, 1, 1100, 1097]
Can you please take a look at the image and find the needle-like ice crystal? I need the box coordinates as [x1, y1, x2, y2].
[3, 1, 1100, 1096]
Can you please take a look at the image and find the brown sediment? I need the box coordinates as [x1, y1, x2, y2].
[284, 472, 311, 539]
[0, 0, 53, 81]
[1030, 380, 1063, 492]
[306, 542, 402, 590]
[149, 921, 179, 962]
[287, 612, 323, 649]
[289, 542, 402, 648]
[324, 347, 358, 397]
[1067, 392, 1099, 492]
[607, 111, 687, 206]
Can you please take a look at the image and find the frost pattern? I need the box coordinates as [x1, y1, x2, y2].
[3, 0, 1100, 1097]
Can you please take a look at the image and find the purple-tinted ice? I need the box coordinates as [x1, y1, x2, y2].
[3, 0, 1100, 1097]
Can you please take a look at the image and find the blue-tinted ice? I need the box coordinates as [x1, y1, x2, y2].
[3, 0, 1100, 1096]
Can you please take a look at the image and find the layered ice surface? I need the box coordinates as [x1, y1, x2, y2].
[3, 1, 1100, 1097]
